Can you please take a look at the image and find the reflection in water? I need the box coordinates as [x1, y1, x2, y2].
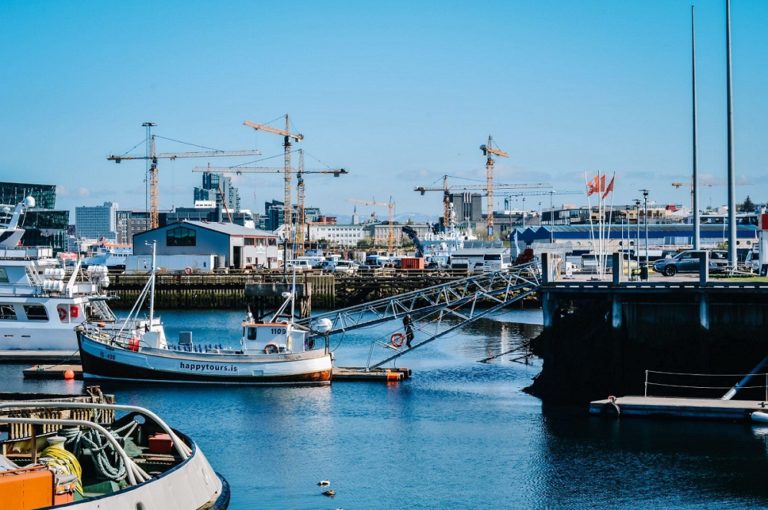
[3, 309, 768, 508]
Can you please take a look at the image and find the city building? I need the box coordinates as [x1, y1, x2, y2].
[0, 181, 69, 253]
[308, 223, 366, 247]
[116, 210, 151, 245]
[75, 201, 118, 240]
[448, 192, 483, 225]
[0, 181, 57, 209]
[193, 172, 241, 212]
[133, 220, 280, 270]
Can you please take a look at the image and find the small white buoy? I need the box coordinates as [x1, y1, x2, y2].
[317, 480, 330, 486]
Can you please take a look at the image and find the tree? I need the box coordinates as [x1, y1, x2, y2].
[739, 195, 756, 213]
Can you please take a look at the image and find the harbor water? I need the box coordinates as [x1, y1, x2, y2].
[4, 310, 768, 508]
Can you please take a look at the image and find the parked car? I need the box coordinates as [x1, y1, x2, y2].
[652, 250, 728, 276]
[286, 259, 313, 272]
[332, 260, 359, 275]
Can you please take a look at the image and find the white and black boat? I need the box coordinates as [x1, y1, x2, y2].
[77, 282, 333, 385]
[0, 389, 229, 509]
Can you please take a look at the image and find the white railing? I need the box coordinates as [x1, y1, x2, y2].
[644, 369, 768, 401]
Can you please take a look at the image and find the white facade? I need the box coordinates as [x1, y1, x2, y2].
[76, 202, 118, 240]
[308, 223, 366, 247]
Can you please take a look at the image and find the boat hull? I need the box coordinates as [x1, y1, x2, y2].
[65, 436, 228, 509]
[78, 331, 333, 385]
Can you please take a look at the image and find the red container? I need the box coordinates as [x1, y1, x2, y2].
[148, 433, 174, 454]
[400, 257, 425, 270]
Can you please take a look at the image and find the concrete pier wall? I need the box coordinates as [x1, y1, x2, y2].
[527, 282, 768, 404]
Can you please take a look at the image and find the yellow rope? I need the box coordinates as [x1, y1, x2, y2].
[41, 445, 83, 495]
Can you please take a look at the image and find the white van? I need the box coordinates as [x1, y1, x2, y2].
[286, 259, 313, 272]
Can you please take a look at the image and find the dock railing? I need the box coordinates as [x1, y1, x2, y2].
[644, 369, 768, 401]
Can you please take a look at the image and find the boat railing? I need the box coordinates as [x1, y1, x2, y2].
[0, 416, 150, 486]
[0, 401, 192, 460]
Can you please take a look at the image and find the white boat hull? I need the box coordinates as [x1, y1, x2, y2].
[70, 442, 228, 509]
[78, 331, 333, 385]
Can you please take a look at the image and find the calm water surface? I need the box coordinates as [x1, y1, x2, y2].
[3, 310, 768, 509]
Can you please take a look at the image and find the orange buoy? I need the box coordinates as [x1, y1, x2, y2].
[63, 369, 75, 380]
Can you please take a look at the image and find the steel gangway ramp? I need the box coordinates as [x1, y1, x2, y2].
[298, 263, 541, 360]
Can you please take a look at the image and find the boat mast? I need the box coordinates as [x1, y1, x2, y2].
[148, 240, 156, 326]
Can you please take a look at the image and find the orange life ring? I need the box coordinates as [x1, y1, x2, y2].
[263, 343, 279, 354]
[58, 307, 67, 321]
[390, 333, 405, 348]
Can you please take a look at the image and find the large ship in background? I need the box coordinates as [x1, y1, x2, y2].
[0, 198, 163, 352]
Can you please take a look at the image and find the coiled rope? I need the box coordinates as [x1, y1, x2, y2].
[40, 442, 83, 494]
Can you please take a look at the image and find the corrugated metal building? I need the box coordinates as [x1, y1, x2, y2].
[133, 220, 279, 269]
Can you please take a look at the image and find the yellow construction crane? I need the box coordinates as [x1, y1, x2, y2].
[480, 136, 509, 240]
[243, 115, 303, 239]
[415, 175, 550, 229]
[350, 198, 396, 253]
[107, 122, 261, 229]
[192, 161, 347, 254]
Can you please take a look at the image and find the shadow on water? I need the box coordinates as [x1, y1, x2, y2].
[538, 404, 768, 508]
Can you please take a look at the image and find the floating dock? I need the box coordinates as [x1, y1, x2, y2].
[23, 364, 83, 380]
[0, 351, 80, 364]
[332, 367, 412, 382]
[590, 395, 768, 421]
[22, 364, 411, 383]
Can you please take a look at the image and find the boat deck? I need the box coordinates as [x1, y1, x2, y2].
[590, 395, 768, 421]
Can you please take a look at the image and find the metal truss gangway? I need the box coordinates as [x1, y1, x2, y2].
[298, 263, 540, 368]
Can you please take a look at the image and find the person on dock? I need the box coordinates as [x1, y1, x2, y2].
[403, 314, 414, 348]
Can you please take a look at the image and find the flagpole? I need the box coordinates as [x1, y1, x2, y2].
[607, 173, 616, 278]
[585, 171, 596, 273]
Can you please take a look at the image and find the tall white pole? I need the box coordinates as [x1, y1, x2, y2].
[726, 0, 737, 267]
[692, 4, 701, 250]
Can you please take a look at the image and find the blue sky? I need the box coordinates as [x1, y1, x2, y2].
[1, 0, 766, 220]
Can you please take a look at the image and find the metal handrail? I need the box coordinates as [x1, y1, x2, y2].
[0, 417, 148, 485]
[0, 402, 191, 459]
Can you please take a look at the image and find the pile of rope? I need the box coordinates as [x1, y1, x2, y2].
[59, 421, 138, 482]
[40, 440, 83, 495]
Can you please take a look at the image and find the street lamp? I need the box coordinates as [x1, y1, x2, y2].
[634, 199, 642, 273]
[640, 189, 649, 269]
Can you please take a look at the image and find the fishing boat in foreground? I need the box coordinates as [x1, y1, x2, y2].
[77, 285, 333, 385]
[0, 388, 229, 509]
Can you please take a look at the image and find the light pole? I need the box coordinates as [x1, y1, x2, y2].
[640, 189, 649, 269]
[634, 199, 642, 274]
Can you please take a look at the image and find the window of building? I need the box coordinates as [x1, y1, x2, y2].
[23, 304, 48, 321]
[166, 226, 197, 247]
[0, 304, 16, 320]
[244, 238, 254, 246]
[0, 268, 8, 283]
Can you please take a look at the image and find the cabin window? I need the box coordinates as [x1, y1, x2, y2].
[0, 304, 16, 321]
[166, 226, 196, 247]
[247, 327, 257, 340]
[0, 268, 7, 283]
[23, 304, 48, 321]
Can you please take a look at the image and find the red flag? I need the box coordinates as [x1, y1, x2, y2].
[601, 175, 615, 199]
[586, 175, 599, 196]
